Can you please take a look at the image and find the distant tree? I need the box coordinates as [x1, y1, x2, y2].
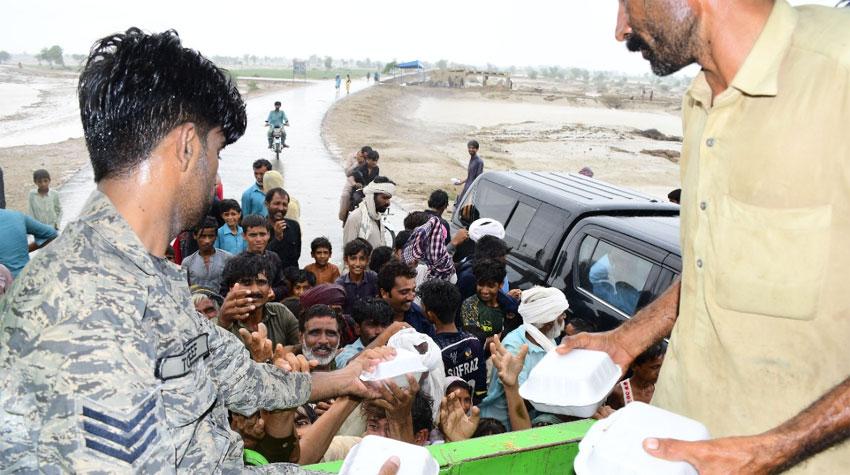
[71, 53, 86, 66]
[436, 59, 448, 70]
[37, 45, 64, 67]
[324, 56, 333, 70]
[527, 67, 538, 80]
[382, 61, 397, 74]
[0, 51, 10, 64]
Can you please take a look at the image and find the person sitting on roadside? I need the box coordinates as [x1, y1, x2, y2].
[420, 279, 487, 404]
[218, 252, 300, 351]
[461, 259, 520, 347]
[478, 286, 567, 431]
[215, 199, 247, 254]
[305, 236, 341, 285]
[337, 238, 379, 316]
[182, 216, 233, 291]
[240, 214, 288, 301]
[335, 298, 394, 368]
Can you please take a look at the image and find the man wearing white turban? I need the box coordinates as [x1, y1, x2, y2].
[478, 286, 568, 430]
[342, 177, 396, 249]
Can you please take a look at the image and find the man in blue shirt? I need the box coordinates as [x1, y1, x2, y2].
[265, 101, 289, 149]
[478, 286, 567, 431]
[378, 259, 435, 338]
[0, 208, 58, 277]
[241, 159, 272, 217]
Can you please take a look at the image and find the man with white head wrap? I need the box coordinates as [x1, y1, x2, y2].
[388, 327, 446, 424]
[478, 286, 568, 430]
[467, 218, 505, 243]
[342, 177, 396, 249]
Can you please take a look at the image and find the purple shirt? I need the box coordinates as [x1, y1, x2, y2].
[336, 270, 379, 315]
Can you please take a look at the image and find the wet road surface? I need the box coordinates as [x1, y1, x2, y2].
[59, 78, 402, 266]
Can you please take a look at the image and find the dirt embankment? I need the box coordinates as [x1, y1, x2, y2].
[321, 83, 683, 212]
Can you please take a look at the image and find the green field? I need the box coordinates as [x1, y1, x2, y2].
[230, 67, 376, 81]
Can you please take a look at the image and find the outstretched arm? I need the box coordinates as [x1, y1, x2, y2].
[646, 376, 850, 474]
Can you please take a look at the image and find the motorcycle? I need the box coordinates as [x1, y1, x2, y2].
[267, 122, 289, 160]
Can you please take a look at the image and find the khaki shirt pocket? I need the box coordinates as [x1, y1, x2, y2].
[710, 196, 831, 320]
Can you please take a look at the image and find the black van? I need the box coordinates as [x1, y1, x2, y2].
[451, 171, 681, 331]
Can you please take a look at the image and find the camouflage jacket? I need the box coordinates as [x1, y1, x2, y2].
[0, 191, 312, 473]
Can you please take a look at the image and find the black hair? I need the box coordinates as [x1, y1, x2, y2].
[473, 418, 506, 438]
[253, 158, 273, 171]
[366, 150, 379, 161]
[473, 258, 507, 286]
[428, 189, 449, 210]
[311, 236, 332, 253]
[418, 279, 462, 324]
[264, 187, 289, 203]
[411, 392, 434, 434]
[372, 175, 395, 186]
[241, 214, 270, 232]
[403, 211, 430, 231]
[351, 298, 394, 326]
[283, 266, 314, 287]
[78, 28, 246, 182]
[667, 188, 681, 203]
[221, 252, 272, 290]
[343, 238, 372, 259]
[274, 101, 281, 106]
[634, 340, 668, 367]
[377, 258, 417, 293]
[369, 246, 393, 273]
[467, 140, 480, 150]
[474, 235, 510, 260]
[299, 304, 344, 333]
[393, 230, 412, 252]
[194, 216, 219, 233]
[360, 145, 373, 154]
[568, 317, 596, 334]
[33, 169, 51, 182]
[218, 198, 241, 216]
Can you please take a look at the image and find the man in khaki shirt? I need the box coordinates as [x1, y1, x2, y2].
[561, 1, 850, 473]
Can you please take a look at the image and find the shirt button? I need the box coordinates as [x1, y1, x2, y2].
[706, 138, 715, 147]
[696, 259, 704, 268]
[700, 201, 707, 210]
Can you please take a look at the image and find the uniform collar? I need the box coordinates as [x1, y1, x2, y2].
[80, 190, 159, 276]
[687, 0, 797, 104]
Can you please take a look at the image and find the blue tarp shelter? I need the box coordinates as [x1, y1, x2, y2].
[393, 60, 425, 83]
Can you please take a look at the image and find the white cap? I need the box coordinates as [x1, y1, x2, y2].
[468, 218, 505, 242]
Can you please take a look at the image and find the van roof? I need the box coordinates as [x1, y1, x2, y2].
[481, 171, 680, 215]
[585, 215, 682, 256]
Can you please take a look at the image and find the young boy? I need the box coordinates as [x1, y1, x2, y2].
[305, 237, 341, 285]
[28, 169, 62, 230]
[334, 297, 393, 368]
[420, 279, 486, 403]
[182, 216, 233, 292]
[283, 266, 316, 298]
[215, 199, 247, 254]
[241, 214, 287, 301]
[336, 239, 378, 316]
[460, 258, 519, 346]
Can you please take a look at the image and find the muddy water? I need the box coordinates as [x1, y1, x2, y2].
[58, 79, 403, 266]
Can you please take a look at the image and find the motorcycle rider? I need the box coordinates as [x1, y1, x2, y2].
[266, 100, 289, 149]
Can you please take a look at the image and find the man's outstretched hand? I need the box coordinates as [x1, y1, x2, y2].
[556, 328, 636, 376]
[643, 434, 778, 475]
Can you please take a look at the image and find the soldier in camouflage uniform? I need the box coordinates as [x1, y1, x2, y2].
[0, 28, 379, 473]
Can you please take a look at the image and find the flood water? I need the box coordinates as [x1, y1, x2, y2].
[58, 78, 402, 266]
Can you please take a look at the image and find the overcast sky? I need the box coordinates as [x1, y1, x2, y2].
[0, 0, 840, 75]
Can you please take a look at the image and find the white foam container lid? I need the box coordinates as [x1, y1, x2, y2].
[574, 402, 711, 475]
[340, 435, 439, 475]
[519, 349, 621, 417]
[359, 348, 427, 388]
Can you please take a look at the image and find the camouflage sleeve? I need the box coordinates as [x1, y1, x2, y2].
[204, 320, 312, 415]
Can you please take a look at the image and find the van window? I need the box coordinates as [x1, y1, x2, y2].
[454, 180, 517, 228]
[514, 204, 570, 271]
[578, 239, 654, 316]
[504, 201, 536, 249]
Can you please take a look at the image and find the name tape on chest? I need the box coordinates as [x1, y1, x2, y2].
[155, 333, 210, 381]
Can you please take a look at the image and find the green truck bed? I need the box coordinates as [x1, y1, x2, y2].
[304, 419, 594, 474]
